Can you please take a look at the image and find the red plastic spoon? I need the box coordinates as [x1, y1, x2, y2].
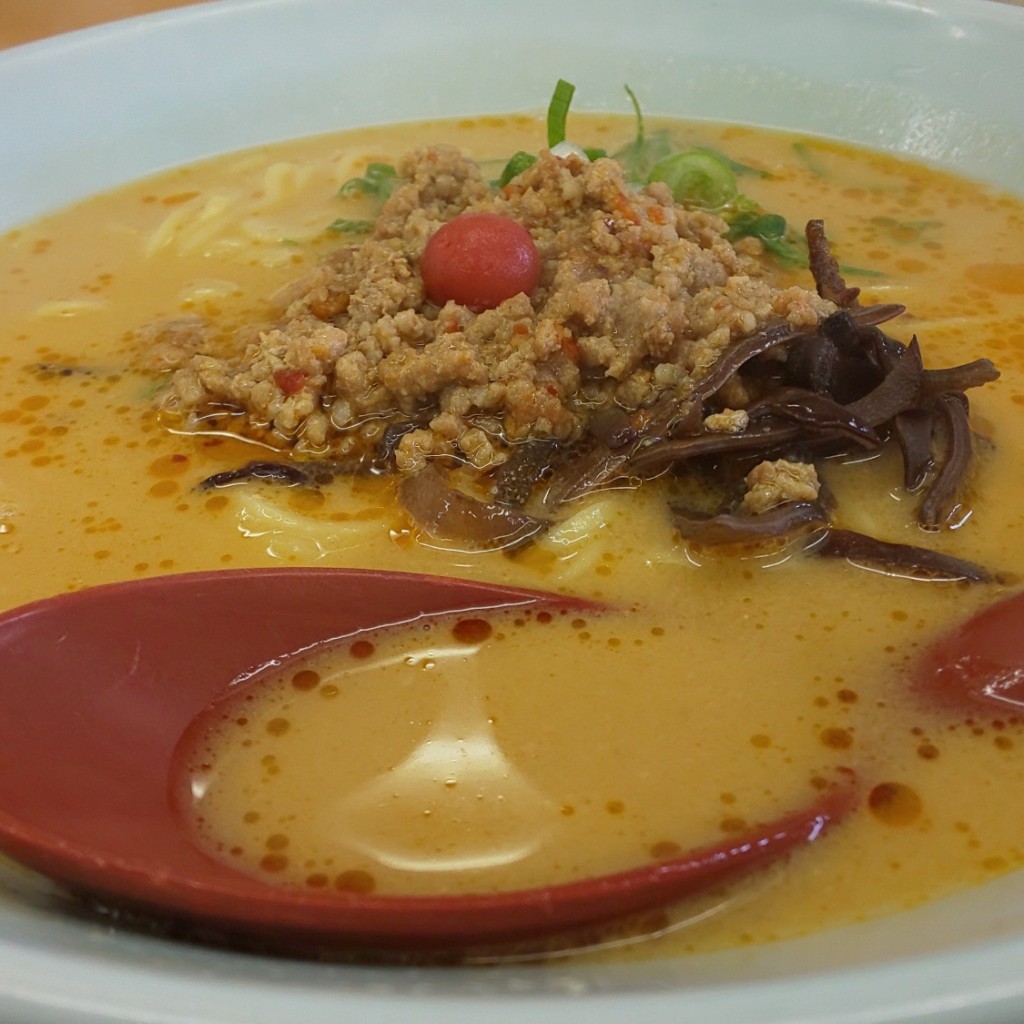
[913, 589, 1024, 717]
[0, 567, 853, 953]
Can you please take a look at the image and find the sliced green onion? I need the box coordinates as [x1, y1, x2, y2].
[547, 79, 575, 148]
[725, 211, 808, 267]
[725, 211, 885, 275]
[611, 84, 671, 182]
[728, 212, 788, 242]
[624, 84, 645, 145]
[648, 148, 738, 210]
[327, 218, 374, 235]
[720, 153, 772, 179]
[869, 216, 943, 241]
[792, 142, 830, 179]
[338, 162, 398, 199]
[497, 150, 538, 187]
[613, 129, 672, 183]
[761, 238, 808, 266]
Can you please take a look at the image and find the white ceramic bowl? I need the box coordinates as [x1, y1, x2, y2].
[2, 2, 1024, 1021]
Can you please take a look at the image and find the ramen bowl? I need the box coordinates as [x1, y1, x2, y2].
[1, 1, 1024, 1022]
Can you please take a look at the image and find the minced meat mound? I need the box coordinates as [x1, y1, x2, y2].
[158, 145, 836, 475]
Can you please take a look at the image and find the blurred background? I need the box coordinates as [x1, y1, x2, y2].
[1, 0, 1022, 49]
[1, 0, 203, 47]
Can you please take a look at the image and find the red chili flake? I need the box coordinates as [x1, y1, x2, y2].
[560, 333, 580, 363]
[273, 368, 309, 395]
[613, 193, 641, 224]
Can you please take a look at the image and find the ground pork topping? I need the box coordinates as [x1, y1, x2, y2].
[741, 459, 821, 514]
[151, 133, 998, 564]
[161, 145, 835, 463]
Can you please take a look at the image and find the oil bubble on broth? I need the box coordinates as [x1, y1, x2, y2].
[1, 103, 1023, 961]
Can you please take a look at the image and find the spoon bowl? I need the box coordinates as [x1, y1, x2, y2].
[913, 589, 1024, 718]
[0, 567, 852, 954]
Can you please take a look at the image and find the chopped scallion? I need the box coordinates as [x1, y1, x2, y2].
[728, 211, 788, 241]
[725, 212, 885, 276]
[725, 211, 806, 266]
[792, 142, 830, 179]
[720, 154, 772, 179]
[625, 84, 645, 146]
[338, 162, 398, 199]
[327, 218, 375, 235]
[497, 150, 538, 187]
[547, 79, 576, 149]
[612, 84, 672, 182]
[869, 216, 943, 242]
[648, 148, 739, 211]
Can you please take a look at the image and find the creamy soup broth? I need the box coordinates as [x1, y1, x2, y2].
[2, 113, 1024, 960]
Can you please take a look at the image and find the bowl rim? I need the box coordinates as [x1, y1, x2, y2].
[2, 1, 1024, 1022]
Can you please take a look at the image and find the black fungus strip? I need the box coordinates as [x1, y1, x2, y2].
[622, 425, 801, 476]
[820, 309, 903, 370]
[672, 501, 828, 545]
[893, 408, 936, 491]
[537, 444, 633, 512]
[747, 387, 880, 447]
[689, 323, 805, 401]
[198, 460, 315, 489]
[845, 303, 906, 327]
[813, 313, 886, 403]
[537, 397, 693, 512]
[376, 422, 421, 467]
[785, 333, 840, 395]
[398, 464, 549, 550]
[586, 407, 638, 449]
[30, 362, 97, 378]
[493, 439, 563, 507]
[197, 457, 369, 490]
[921, 359, 1000, 396]
[919, 394, 974, 528]
[844, 337, 924, 427]
[815, 528, 993, 582]
[806, 219, 861, 308]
